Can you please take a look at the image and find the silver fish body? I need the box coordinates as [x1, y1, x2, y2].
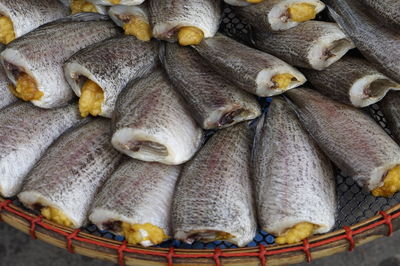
[18, 119, 122, 228]
[286, 88, 400, 191]
[1, 13, 121, 109]
[223, 0, 252, 6]
[303, 56, 400, 108]
[0, 44, 17, 110]
[163, 43, 261, 130]
[0, 0, 68, 39]
[193, 34, 306, 97]
[358, 0, 400, 28]
[88, 0, 145, 5]
[253, 98, 336, 237]
[149, 0, 221, 41]
[112, 69, 203, 165]
[379, 92, 400, 144]
[172, 122, 257, 247]
[109, 4, 149, 28]
[233, 0, 325, 32]
[326, 0, 400, 83]
[64, 35, 159, 118]
[89, 159, 181, 247]
[253, 21, 355, 71]
[0, 102, 82, 198]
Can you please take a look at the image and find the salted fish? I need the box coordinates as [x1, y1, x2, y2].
[149, 0, 221, 46]
[326, 0, 400, 83]
[163, 43, 261, 130]
[233, 0, 325, 32]
[64, 35, 159, 118]
[253, 21, 355, 71]
[173, 122, 257, 247]
[89, 159, 181, 247]
[60, 0, 108, 15]
[286, 88, 400, 197]
[379, 92, 400, 144]
[0, 13, 120, 109]
[0, 102, 82, 198]
[303, 56, 400, 108]
[112, 69, 203, 165]
[194, 34, 306, 97]
[358, 0, 400, 28]
[253, 98, 336, 244]
[88, 0, 145, 6]
[0, 44, 17, 110]
[0, 0, 68, 44]
[109, 4, 152, 41]
[224, 0, 264, 7]
[18, 119, 122, 228]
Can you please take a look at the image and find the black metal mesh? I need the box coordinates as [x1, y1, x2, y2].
[5, 6, 400, 250]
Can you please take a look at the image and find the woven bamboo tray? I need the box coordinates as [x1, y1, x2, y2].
[2, 6, 400, 266]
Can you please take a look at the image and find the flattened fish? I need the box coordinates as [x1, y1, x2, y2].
[112, 69, 203, 165]
[224, 0, 264, 6]
[60, 0, 108, 14]
[0, 44, 17, 110]
[193, 34, 306, 97]
[109, 4, 152, 41]
[358, 0, 400, 28]
[149, 0, 221, 46]
[379, 92, 400, 144]
[303, 56, 400, 107]
[89, 159, 181, 247]
[1, 13, 120, 109]
[233, 0, 325, 32]
[18, 119, 122, 228]
[253, 98, 336, 245]
[286, 88, 400, 198]
[0, 102, 82, 198]
[163, 43, 261, 130]
[326, 0, 400, 83]
[64, 35, 159, 118]
[172, 122, 257, 247]
[0, 0, 68, 44]
[88, 0, 145, 5]
[253, 21, 355, 71]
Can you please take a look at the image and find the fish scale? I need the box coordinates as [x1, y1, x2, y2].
[379, 92, 400, 144]
[172, 122, 257, 247]
[358, 0, 400, 28]
[0, 44, 17, 110]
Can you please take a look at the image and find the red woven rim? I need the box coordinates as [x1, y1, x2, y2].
[1, 198, 398, 266]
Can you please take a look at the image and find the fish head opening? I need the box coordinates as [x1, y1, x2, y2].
[102, 220, 122, 233]
[124, 140, 169, 158]
[186, 230, 234, 243]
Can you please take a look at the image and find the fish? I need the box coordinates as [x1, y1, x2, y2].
[232, 0, 325, 32]
[0, 44, 17, 110]
[148, 0, 221, 46]
[302, 56, 400, 108]
[253, 21, 355, 71]
[0, 102, 83, 198]
[109, 4, 152, 41]
[64, 35, 159, 118]
[0, 0, 68, 44]
[60, 0, 108, 15]
[286, 88, 400, 198]
[0, 13, 121, 109]
[325, 0, 400, 83]
[223, 0, 264, 7]
[162, 43, 261, 130]
[111, 69, 203, 166]
[193, 33, 306, 97]
[172, 122, 257, 247]
[358, 0, 400, 28]
[379, 92, 400, 144]
[18, 119, 122, 229]
[253, 97, 336, 245]
[89, 159, 181, 247]
[88, 0, 145, 5]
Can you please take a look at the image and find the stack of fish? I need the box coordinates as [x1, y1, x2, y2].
[0, 0, 397, 250]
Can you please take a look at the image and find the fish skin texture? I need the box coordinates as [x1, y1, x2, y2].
[172, 122, 257, 247]
[379, 92, 400, 144]
[0, 102, 83, 198]
[89, 159, 181, 237]
[326, 0, 400, 83]
[286, 88, 400, 191]
[0, 0, 68, 38]
[162, 42, 261, 129]
[108, 4, 149, 28]
[18, 119, 123, 228]
[0, 44, 17, 110]
[149, 0, 221, 40]
[65, 35, 159, 118]
[112, 69, 203, 165]
[253, 97, 336, 236]
[358, 0, 400, 28]
[0, 13, 121, 109]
